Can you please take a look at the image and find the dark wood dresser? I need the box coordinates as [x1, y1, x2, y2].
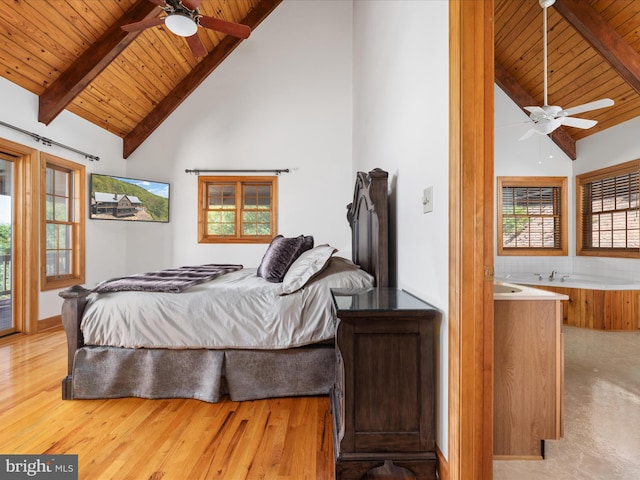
[330, 288, 438, 480]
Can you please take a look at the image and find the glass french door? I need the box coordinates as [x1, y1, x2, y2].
[0, 154, 14, 335]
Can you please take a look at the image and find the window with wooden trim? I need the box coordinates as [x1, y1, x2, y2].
[577, 159, 640, 258]
[198, 176, 277, 244]
[497, 176, 568, 256]
[41, 153, 85, 290]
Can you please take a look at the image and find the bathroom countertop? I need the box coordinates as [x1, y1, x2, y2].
[494, 281, 569, 301]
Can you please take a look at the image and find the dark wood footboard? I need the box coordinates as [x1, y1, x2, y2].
[59, 285, 91, 399]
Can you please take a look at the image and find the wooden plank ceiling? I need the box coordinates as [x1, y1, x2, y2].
[0, 0, 281, 158]
[497, 0, 640, 159]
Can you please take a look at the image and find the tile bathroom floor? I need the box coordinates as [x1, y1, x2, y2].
[493, 326, 640, 480]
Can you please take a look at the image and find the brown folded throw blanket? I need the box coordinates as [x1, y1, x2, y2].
[93, 264, 243, 294]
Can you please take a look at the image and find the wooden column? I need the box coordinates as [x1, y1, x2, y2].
[449, 1, 494, 479]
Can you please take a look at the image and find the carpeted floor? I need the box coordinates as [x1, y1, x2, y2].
[494, 326, 640, 480]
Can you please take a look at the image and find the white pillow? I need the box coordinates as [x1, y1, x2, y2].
[310, 256, 374, 289]
[281, 244, 337, 294]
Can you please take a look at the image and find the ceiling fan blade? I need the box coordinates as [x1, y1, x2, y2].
[186, 33, 208, 57]
[559, 98, 614, 117]
[519, 128, 536, 140]
[497, 120, 534, 129]
[182, 0, 203, 10]
[559, 117, 597, 129]
[524, 106, 545, 114]
[122, 17, 165, 32]
[198, 16, 251, 39]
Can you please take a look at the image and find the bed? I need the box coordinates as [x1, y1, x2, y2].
[59, 168, 389, 403]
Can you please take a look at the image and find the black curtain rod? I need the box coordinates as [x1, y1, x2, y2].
[0, 120, 100, 161]
[185, 168, 290, 175]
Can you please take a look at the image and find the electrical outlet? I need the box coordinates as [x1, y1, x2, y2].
[422, 186, 433, 213]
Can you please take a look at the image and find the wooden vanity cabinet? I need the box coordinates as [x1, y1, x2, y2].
[330, 288, 438, 480]
[493, 298, 564, 459]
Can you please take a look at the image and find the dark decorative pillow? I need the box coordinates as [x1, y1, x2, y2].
[257, 235, 314, 282]
[301, 234, 314, 252]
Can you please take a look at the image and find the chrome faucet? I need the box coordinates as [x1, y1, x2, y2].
[548, 270, 557, 281]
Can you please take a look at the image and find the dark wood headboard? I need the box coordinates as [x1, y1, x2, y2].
[347, 168, 389, 287]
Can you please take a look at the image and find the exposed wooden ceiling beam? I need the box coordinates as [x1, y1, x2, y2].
[554, 0, 640, 96]
[38, 0, 162, 126]
[123, 0, 283, 158]
[494, 61, 576, 160]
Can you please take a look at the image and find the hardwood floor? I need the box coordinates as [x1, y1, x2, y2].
[0, 328, 335, 479]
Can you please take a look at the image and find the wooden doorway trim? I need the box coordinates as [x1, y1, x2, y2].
[448, 1, 494, 479]
[0, 137, 39, 334]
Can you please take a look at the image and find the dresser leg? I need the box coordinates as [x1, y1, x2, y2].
[364, 460, 416, 479]
[335, 461, 383, 480]
[336, 459, 437, 480]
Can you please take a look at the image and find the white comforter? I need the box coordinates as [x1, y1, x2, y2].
[81, 265, 367, 349]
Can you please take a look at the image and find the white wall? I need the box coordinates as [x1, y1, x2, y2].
[352, 0, 450, 459]
[575, 116, 640, 172]
[0, 76, 128, 319]
[494, 85, 640, 280]
[125, 0, 354, 273]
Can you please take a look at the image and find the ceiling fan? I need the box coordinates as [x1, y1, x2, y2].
[520, 0, 614, 140]
[121, 0, 251, 58]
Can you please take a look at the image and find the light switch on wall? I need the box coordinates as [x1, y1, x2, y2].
[422, 186, 433, 213]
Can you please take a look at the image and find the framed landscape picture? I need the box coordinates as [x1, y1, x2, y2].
[90, 173, 170, 223]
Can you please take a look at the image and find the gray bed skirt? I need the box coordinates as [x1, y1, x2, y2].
[71, 344, 335, 403]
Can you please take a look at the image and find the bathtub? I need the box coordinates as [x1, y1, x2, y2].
[496, 273, 639, 291]
[496, 273, 640, 331]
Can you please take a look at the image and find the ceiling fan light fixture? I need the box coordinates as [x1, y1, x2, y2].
[165, 14, 197, 37]
[535, 118, 561, 135]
